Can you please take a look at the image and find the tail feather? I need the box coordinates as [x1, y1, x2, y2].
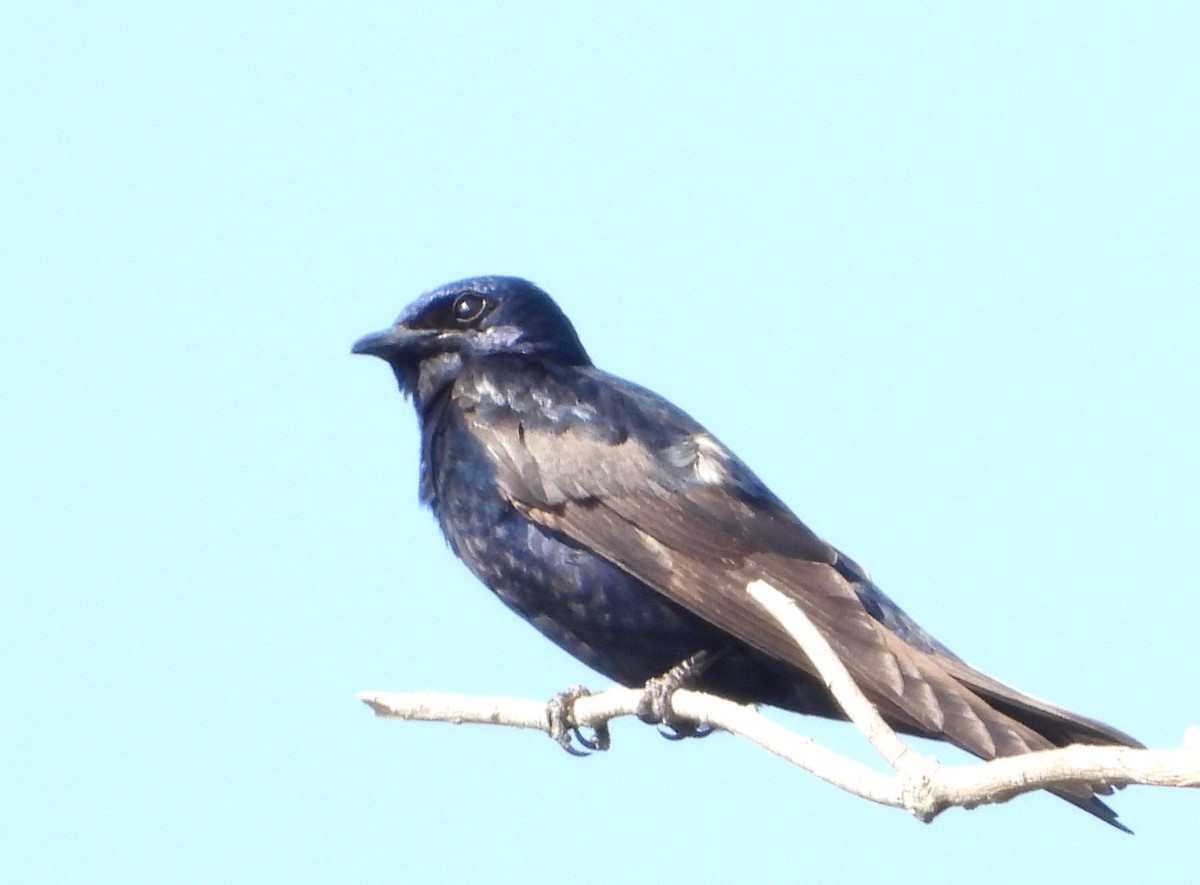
[933, 652, 1141, 832]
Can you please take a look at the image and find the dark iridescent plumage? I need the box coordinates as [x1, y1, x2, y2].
[353, 275, 1141, 830]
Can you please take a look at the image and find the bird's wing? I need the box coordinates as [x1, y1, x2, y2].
[456, 365, 1055, 759]
[457, 362, 1136, 827]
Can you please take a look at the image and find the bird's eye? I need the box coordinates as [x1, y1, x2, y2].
[452, 292, 489, 325]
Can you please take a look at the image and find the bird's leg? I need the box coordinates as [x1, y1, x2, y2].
[546, 684, 611, 756]
[637, 650, 719, 740]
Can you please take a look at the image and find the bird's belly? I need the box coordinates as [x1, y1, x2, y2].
[429, 483, 839, 718]
[433, 482, 736, 686]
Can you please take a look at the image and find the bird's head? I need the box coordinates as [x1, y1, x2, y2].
[352, 276, 591, 407]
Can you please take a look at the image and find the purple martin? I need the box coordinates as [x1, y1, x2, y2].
[353, 275, 1141, 830]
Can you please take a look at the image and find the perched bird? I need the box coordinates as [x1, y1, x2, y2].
[353, 275, 1140, 830]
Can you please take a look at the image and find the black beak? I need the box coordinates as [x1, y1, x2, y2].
[351, 324, 433, 360]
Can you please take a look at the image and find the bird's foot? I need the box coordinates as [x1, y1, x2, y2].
[637, 651, 717, 740]
[546, 685, 611, 756]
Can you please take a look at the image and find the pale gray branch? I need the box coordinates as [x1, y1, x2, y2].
[358, 686, 1198, 822]
[744, 578, 920, 773]
[359, 580, 1198, 824]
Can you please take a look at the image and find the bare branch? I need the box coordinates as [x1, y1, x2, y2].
[358, 686, 1198, 822]
[359, 579, 1198, 823]
[744, 579, 920, 773]
[360, 686, 907, 807]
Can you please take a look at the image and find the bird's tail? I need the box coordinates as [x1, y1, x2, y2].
[935, 655, 1142, 832]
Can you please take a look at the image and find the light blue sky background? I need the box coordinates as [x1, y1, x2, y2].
[4, 4, 1197, 882]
